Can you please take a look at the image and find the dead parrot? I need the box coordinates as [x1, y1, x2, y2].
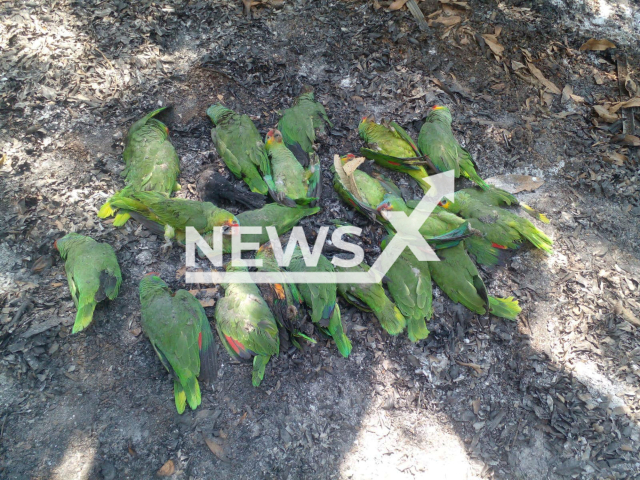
[380, 234, 431, 342]
[55, 233, 122, 334]
[336, 262, 407, 336]
[207, 104, 270, 195]
[215, 262, 280, 387]
[99, 107, 180, 226]
[255, 242, 315, 350]
[288, 247, 352, 357]
[264, 129, 321, 207]
[277, 85, 332, 166]
[139, 274, 218, 413]
[359, 116, 433, 193]
[428, 242, 521, 320]
[439, 191, 553, 254]
[107, 191, 239, 253]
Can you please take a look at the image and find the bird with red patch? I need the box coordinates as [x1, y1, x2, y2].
[139, 274, 218, 414]
[214, 261, 279, 387]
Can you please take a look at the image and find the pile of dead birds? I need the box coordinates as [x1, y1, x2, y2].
[54, 87, 552, 414]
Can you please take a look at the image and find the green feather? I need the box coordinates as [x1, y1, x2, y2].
[55, 233, 122, 334]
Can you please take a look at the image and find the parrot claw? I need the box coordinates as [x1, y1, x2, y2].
[161, 240, 173, 255]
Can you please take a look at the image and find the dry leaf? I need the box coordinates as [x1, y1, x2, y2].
[440, 0, 470, 9]
[561, 85, 573, 103]
[432, 15, 461, 26]
[51, 282, 64, 287]
[388, 0, 409, 10]
[611, 134, 640, 147]
[157, 460, 175, 476]
[593, 105, 618, 123]
[579, 38, 616, 51]
[511, 60, 526, 71]
[527, 62, 561, 94]
[593, 72, 604, 85]
[199, 298, 216, 308]
[204, 437, 228, 462]
[609, 97, 640, 113]
[484, 174, 544, 193]
[175, 265, 187, 280]
[494, 25, 502, 36]
[604, 152, 627, 166]
[481, 34, 504, 56]
[342, 157, 365, 176]
[456, 361, 483, 375]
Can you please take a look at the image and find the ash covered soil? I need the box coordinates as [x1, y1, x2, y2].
[1, 0, 640, 478]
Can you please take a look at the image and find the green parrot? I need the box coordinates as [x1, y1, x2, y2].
[288, 248, 352, 357]
[359, 116, 433, 193]
[458, 186, 550, 224]
[215, 262, 280, 387]
[418, 105, 494, 190]
[264, 129, 321, 207]
[98, 107, 181, 225]
[277, 86, 332, 165]
[378, 195, 502, 266]
[380, 235, 431, 342]
[207, 104, 270, 195]
[428, 242, 521, 319]
[107, 191, 239, 253]
[139, 274, 218, 414]
[255, 242, 315, 350]
[333, 154, 471, 248]
[335, 262, 406, 336]
[54, 233, 122, 334]
[439, 191, 553, 254]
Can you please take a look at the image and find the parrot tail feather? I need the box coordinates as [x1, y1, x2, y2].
[174, 380, 187, 414]
[252, 355, 270, 387]
[465, 170, 490, 190]
[72, 301, 97, 334]
[328, 306, 352, 358]
[488, 296, 521, 320]
[98, 201, 115, 218]
[112, 212, 131, 227]
[245, 173, 269, 195]
[520, 203, 550, 224]
[181, 375, 201, 411]
[375, 301, 406, 336]
[518, 223, 553, 254]
[406, 316, 430, 343]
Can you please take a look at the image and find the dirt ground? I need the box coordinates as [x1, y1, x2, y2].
[1, 0, 640, 478]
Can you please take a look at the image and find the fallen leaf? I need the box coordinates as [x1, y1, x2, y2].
[51, 282, 64, 287]
[511, 60, 526, 71]
[175, 265, 187, 280]
[388, 0, 409, 10]
[481, 34, 504, 56]
[199, 298, 216, 308]
[609, 97, 640, 113]
[527, 62, 561, 94]
[603, 152, 627, 166]
[130, 327, 142, 337]
[440, 0, 470, 9]
[593, 105, 618, 123]
[615, 301, 640, 327]
[204, 437, 229, 462]
[561, 85, 573, 103]
[342, 157, 365, 176]
[611, 134, 640, 147]
[579, 38, 616, 51]
[594, 72, 604, 85]
[432, 15, 461, 26]
[456, 361, 483, 375]
[157, 460, 175, 476]
[484, 174, 544, 193]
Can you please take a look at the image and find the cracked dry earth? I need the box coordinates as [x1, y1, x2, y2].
[2, 0, 640, 478]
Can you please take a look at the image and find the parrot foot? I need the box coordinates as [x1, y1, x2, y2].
[161, 240, 173, 255]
